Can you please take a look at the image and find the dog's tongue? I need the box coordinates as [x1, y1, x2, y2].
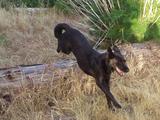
[115, 67, 124, 76]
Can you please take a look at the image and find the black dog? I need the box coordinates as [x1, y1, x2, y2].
[54, 23, 129, 109]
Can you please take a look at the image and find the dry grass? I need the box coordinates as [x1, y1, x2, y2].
[0, 8, 88, 68]
[0, 8, 160, 120]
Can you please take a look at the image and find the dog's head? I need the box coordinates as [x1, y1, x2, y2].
[57, 37, 72, 55]
[108, 45, 129, 76]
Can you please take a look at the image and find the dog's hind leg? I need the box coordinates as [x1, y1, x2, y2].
[96, 76, 121, 109]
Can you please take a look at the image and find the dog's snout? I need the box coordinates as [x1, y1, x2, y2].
[125, 67, 129, 72]
[126, 68, 129, 72]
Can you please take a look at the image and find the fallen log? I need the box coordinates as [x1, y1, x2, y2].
[0, 59, 77, 88]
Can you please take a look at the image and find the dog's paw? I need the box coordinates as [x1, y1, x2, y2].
[108, 102, 122, 111]
[114, 102, 122, 109]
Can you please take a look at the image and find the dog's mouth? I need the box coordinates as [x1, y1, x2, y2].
[64, 50, 71, 54]
[115, 66, 124, 76]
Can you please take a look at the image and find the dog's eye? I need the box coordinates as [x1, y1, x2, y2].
[119, 59, 126, 63]
[123, 59, 126, 62]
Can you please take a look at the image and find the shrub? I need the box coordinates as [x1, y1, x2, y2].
[144, 23, 160, 42]
[0, 0, 72, 14]
[70, 0, 160, 47]
[0, 0, 57, 8]
[54, 0, 72, 14]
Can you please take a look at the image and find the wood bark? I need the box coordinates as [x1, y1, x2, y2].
[0, 59, 76, 88]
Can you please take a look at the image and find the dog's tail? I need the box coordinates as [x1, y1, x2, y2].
[54, 23, 71, 38]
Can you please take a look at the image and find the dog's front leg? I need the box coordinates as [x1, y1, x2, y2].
[106, 95, 112, 109]
[105, 80, 122, 109]
[96, 76, 121, 109]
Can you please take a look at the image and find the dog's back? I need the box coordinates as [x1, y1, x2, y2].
[54, 23, 92, 51]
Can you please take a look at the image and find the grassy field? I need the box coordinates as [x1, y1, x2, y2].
[0, 9, 160, 120]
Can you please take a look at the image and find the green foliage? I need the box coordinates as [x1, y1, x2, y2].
[0, 0, 14, 8]
[54, 0, 72, 14]
[144, 23, 160, 42]
[70, 0, 160, 46]
[131, 19, 148, 42]
[0, 0, 59, 8]
[90, 0, 140, 43]
[18, 0, 57, 7]
[0, 34, 7, 46]
[0, 0, 72, 14]
[18, 0, 44, 7]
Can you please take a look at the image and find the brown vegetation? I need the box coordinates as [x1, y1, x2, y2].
[0, 9, 160, 120]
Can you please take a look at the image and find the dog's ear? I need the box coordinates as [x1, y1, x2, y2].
[112, 45, 120, 52]
[107, 47, 114, 59]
